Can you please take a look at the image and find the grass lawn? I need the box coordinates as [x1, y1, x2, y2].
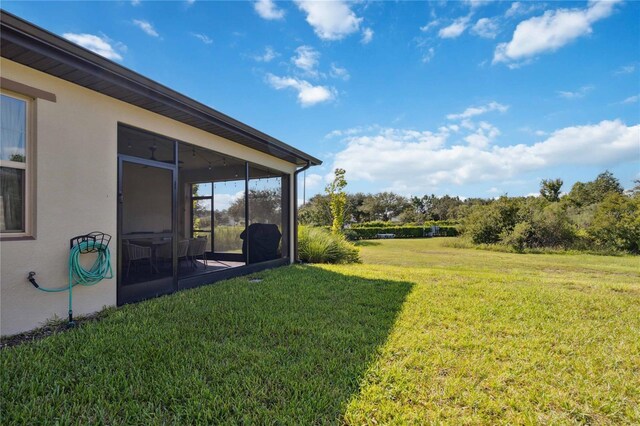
[2, 239, 639, 424]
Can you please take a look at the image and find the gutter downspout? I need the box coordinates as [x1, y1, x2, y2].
[293, 161, 312, 263]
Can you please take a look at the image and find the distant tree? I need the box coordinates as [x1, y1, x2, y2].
[628, 179, 640, 198]
[568, 171, 624, 207]
[593, 171, 624, 195]
[227, 188, 281, 224]
[298, 194, 332, 226]
[360, 192, 410, 221]
[325, 168, 348, 234]
[540, 178, 563, 202]
[430, 195, 464, 220]
[587, 193, 640, 253]
[346, 192, 369, 223]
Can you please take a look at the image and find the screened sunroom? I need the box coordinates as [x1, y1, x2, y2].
[117, 125, 291, 304]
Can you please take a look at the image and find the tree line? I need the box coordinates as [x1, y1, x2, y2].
[301, 171, 640, 254]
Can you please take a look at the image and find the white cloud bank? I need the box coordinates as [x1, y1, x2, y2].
[265, 74, 335, 107]
[295, 0, 362, 40]
[63, 33, 124, 61]
[254, 0, 285, 20]
[494, 0, 621, 66]
[330, 120, 639, 193]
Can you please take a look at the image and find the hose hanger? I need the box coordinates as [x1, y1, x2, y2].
[27, 232, 114, 327]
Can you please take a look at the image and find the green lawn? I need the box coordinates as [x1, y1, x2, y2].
[2, 239, 639, 424]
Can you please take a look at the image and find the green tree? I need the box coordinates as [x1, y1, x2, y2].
[360, 192, 410, 221]
[626, 179, 640, 198]
[325, 168, 348, 234]
[587, 193, 640, 253]
[298, 194, 332, 226]
[568, 171, 623, 207]
[539, 178, 563, 202]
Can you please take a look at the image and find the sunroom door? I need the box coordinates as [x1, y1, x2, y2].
[117, 156, 177, 305]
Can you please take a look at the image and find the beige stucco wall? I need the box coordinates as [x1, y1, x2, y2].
[0, 58, 298, 336]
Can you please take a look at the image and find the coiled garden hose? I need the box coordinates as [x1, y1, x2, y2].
[28, 240, 113, 325]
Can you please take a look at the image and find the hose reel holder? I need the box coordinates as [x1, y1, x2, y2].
[27, 231, 113, 327]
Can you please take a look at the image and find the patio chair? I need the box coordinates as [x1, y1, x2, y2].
[122, 240, 152, 277]
[188, 237, 208, 269]
[156, 239, 190, 270]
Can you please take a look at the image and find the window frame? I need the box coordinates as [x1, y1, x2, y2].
[0, 89, 36, 240]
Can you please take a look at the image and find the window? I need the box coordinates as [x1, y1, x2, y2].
[1, 92, 31, 236]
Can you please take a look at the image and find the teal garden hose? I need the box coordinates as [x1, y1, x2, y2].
[28, 233, 113, 326]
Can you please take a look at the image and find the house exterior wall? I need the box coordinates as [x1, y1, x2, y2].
[0, 58, 298, 336]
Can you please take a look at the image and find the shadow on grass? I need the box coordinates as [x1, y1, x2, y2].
[1, 264, 412, 424]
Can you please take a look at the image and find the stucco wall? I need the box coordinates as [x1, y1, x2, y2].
[0, 58, 298, 336]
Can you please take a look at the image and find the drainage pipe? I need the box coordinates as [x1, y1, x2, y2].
[293, 161, 312, 263]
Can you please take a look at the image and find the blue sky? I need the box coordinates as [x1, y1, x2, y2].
[4, 0, 639, 199]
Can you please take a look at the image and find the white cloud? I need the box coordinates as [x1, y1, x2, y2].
[614, 64, 636, 75]
[186, 0, 195, 5]
[463, 121, 501, 148]
[557, 84, 594, 99]
[420, 19, 440, 32]
[471, 17, 500, 39]
[295, 0, 362, 41]
[621, 95, 639, 104]
[494, 1, 621, 66]
[330, 119, 640, 194]
[304, 173, 323, 189]
[438, 16, 471, 39]
[265, 74, 335, 107]
[131, 0, 141, 6]
[253, 46, 278, 62]
[292, 45, 320, 75]
[330, 63, 350, 81]
[446, 101, 508, 120]
[505, 2, 522, 17]
[254, 0, 285, 20]
[465, 0, 491, 9]
[422, 47, 435, 64]
[214, 191, 244, 211]
[505, 2, 542, 18]
[361, 27, 374, 44]
[62, 33, 125, 61]
[132, 19, 159, 37]
[191, 33, 213, 44]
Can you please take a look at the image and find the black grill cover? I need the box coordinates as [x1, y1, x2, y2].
[240, 223, 282, 264]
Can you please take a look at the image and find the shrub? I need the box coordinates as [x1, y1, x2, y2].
[461, 197, 524, 245]
[587, 193, 640, 253]
[502, 222, 534, 252]
[298, 226, 361, 264]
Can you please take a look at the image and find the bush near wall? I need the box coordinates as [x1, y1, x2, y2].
[346, 226, 459, 240]
[298, 227, 361, 264]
